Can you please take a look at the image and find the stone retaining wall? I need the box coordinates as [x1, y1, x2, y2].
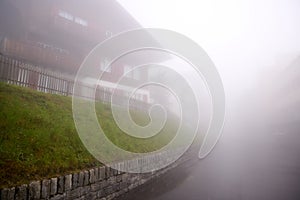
[0, 149, 196, 200]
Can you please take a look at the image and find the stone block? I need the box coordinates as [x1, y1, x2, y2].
[57, 176, 64, 194]
[29, 181, 41, 199]
[83, 171, 89, 186]
[96, 189, 105, 199]
[107, 176, 116, 185]
[41, 180, 51, 199]
[50, 178, 57, 196]
[89, 169, 95, 184]
[112, 168, 118, 176]
[72, 173, 78, 189]
[101, 179, 108, 189]
[7, 187, 15, 200]
[112, 182, 119, 192]
[121, 173, 128, 182]
[90, 182, 102, 192]
[78, 172, 84, 187]
[15, 184, 27, 200]
[103, 186, 113, 196]
[116, 175, 122, 183]
[80, 185, 91, 196]
[105, 167, 110, 179]
[0, 188, 8, 200]
[50, 194, 65, 200]
[64, 174, 72, 191]
[99, 167, 106, 180]
[66, 187, 81, 200]
[119, 182, 127, 190]
[94, 168, 99, 182]
[85, 191, 97, 200]
[1, 187, 15, 200]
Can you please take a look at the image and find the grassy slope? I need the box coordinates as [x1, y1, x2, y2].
[0, 83, 178, 188]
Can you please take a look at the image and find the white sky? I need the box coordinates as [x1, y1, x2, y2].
[117, 0, 300, 92]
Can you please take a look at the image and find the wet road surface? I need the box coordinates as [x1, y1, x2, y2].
[116, 101, 300, 200]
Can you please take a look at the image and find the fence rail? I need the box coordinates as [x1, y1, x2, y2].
[0, 54, 150, 109]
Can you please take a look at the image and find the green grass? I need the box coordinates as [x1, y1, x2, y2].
[0, 83, 179, 188]
[95, 104, 179, 154]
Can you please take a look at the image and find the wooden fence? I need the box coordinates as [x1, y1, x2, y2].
[0, 54, 149, 109]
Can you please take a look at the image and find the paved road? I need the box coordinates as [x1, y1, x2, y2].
[116, 99, 300, 200]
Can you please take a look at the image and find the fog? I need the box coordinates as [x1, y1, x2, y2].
[1, 0, 300, 198]
[112, 1, 300, 199]
[116, 0, 300, 139]
[117, 0, 300, 97]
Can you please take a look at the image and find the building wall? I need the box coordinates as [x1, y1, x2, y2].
[0, 0, 143, 74]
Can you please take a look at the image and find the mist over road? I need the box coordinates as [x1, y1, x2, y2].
[116, 86, 300, 200]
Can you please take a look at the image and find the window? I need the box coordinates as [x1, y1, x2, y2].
[58, 10, 73, 21]
[75, 17, 88, 27]
[124, 65, 132, 78]
[124, 65, 140, 80]
[100, 59, 111, 72]
[133, 70, 141, 80]
[58, 10, 88, 27]
[106, 30, 113, 38]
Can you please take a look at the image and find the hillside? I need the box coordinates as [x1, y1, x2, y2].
[0, 83, 178, 188]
